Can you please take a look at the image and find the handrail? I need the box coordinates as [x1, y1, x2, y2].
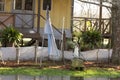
[40, 15, 62, 34]
[0, 12, 37, 15]
[73, 17, 111, 20]
[0, 12, 62, 34]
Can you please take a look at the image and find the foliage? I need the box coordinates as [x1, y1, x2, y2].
[71, 29, 101, 51]
[0, 26, 23, 47]
[81, 30, 101, 49]
[0, 67, 120, 78]
[72, 31, 81, 44]
[66, 39, 75, 50]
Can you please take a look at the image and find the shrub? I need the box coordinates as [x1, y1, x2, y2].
[81, 30, 101, 49]
[66, 39, 75, 50]
[0, 26, 23, 47]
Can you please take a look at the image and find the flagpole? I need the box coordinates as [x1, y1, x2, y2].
[61, 17, 65, 63]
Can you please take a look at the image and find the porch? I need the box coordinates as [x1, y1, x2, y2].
[0, 12, 65, 39]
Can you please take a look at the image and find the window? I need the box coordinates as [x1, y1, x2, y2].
[15, 0, 22, 10]
[43, 0, 51, 10]
[0, 0, 4, 11]
[25, 0, 33, 10]
[14, 0, 33, 11]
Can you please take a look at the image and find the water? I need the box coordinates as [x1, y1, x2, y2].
[0, 75, 119, 80]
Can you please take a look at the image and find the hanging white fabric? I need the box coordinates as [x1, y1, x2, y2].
[44, 6, 61, 60]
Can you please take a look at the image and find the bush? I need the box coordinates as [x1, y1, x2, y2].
[81, 30, 101, 49]
[0, 26, 23, 47]
[66, 39, 75, 50]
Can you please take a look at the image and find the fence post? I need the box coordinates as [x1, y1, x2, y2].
[0, 48, 4, 64]
[34, 40, 38, 64]
[16, 47, 20, 64]
[61, 31, 66, 64]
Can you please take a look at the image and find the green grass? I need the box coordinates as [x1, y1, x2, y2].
[0, 67, 120, 78]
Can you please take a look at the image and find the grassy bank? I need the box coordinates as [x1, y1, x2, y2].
[0, 67, 120, 78]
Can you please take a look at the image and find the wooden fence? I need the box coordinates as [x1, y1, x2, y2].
[73, 17, 112, 48]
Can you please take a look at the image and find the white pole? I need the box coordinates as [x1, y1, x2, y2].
[62, 17, 65, 38]
[61, 17, 65, 45]
[61, 17, 65, 62]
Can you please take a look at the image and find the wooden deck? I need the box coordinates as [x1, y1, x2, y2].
[0, 12, 64, 40]
[0, 12, 40, 39]
[15, 28, 41, 39]
[73, 17, 112, 38]
[0, 12, 72, 41]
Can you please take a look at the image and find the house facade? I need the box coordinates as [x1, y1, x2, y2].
[0, 0, 74, 39]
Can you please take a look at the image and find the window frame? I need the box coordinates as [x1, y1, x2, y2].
[14, 0, 33, 11]
[0, 0, 5, 12]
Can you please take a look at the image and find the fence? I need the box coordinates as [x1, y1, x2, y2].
[0, 46, 112, 64]
[0, 46, 48, 62]
[73, 17, 112, 48]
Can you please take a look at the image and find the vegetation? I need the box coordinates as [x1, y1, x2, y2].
[0, 26, 23, 47]
[0, 67, 120, 78]
[66, 38, 75, 50]
[81, 30, 101, 50]
[72, 30, 81, 45]
[71, 29, 101, 51]
[72, 20, 102, 51]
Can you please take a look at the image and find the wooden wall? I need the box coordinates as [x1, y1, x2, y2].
[3, 0, 72, 29]
[35, 0, 72, 29]
[5, 0, 12, 12]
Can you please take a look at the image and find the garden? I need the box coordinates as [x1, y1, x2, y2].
[0, 26, 120, 79]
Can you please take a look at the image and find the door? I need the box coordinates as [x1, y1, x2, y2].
[13, 0, 34, 28]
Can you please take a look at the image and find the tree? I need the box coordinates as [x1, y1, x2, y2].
[111, 0, 120, 65]
[0, 26, 23, 47]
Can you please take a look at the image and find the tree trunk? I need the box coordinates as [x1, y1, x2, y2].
[111, 0, 120, 65]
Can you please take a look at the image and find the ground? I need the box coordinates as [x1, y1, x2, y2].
[0, 60, 120, 70]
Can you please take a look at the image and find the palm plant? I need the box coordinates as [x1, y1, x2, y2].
[0, 26, 23, 47]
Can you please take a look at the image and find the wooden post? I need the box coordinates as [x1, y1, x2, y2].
[34, 76, 37, 80]
[99, 0, 102, 33]
[15, 75, 20, 80]
[37, 0, 41, 33]
[97, 0, 102, 64]
[63, 31, 66, 50]
[32, 0, 35, 28]
[0, 48, 4, 64]
[34, 40, 38, 64]
[16, 47, 20, 64]
[99, 0, 103, 49]
[61, 31, 66, 63]
[84, 18, 87, 31]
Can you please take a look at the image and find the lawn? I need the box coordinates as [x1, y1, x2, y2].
[0, 67, 120, 78]
[0, 60, 120, 78]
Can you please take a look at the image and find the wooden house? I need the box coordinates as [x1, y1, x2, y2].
[0, 0, 74, 41]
